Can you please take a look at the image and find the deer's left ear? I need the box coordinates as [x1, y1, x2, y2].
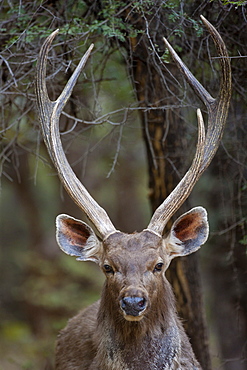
[164, 206, 209, 258]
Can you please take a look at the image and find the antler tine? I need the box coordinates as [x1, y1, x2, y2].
[147, 109, 206, 234]
[147, 16, 231, 235]
[36, 31, 117, 238]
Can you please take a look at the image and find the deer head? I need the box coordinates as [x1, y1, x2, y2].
[55, 207, 208, 322]
[35, 15, 231, 323]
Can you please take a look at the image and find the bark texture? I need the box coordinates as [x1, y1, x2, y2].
[124, 10, 212, 369]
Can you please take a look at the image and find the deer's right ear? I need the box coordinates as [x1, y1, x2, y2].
[56, 214, 103, 263]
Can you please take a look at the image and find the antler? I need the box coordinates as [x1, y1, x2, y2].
[146, 15, 232, 236]
[35, 30, 117, 238]
[36, 16, 231, 239]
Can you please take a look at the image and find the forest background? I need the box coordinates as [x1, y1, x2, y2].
[0, 0, 247, 369]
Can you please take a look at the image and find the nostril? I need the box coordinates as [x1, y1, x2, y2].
[137, 298, 146, 308]
[120, 296, 147, 316]
[121, 297, 127, 310]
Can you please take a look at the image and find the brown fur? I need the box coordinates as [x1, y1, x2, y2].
[55, 229, 204, 369]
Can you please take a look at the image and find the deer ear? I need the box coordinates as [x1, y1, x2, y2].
[56, 214, 103, 263]
[164, 207, 209, 259]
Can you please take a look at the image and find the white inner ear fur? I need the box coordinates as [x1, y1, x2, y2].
[163, 233, 184, 256]
[82, 232, 103, 262]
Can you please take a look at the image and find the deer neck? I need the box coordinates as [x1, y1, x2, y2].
[97, 277, 179, 343]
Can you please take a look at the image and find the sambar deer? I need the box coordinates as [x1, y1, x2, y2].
[36, 16, 231, 370]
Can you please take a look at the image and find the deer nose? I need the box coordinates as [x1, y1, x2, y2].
[120, 296, 147, 316]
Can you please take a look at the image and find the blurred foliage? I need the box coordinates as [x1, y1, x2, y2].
[1, 0, 247, 369]
[214, 0, 247, 6]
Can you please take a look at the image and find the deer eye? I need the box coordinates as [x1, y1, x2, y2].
[153, 262, 164, 273]
[103, 264, 114, 274]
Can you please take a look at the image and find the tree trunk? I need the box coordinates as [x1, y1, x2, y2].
[126, 25, 212, 370]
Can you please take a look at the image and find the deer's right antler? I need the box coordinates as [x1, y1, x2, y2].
[36, 30, 117, 238]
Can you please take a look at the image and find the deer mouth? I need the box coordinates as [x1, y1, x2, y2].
[123, 314, 144, 322]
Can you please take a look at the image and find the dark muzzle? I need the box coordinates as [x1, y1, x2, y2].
[120, 296, 146, 316]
